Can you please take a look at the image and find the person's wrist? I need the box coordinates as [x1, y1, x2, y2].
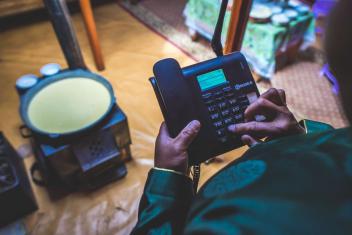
[155, 159, 188, 174]
[153, 167, 189, 177]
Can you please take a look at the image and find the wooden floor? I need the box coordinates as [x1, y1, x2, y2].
[0, 2, 247, 234]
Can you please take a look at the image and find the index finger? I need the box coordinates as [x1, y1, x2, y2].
[260, 88, 286, 106]
[244, 97, 282, 122]
[228, 121, 276, 139]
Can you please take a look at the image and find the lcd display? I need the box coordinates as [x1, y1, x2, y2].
[197, 69, 227, 91]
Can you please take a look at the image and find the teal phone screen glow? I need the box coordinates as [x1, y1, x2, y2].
[197, 69, 227, 91]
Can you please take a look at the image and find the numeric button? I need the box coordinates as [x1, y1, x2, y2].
[205, 99, 215, 106]
[221, 109, 230, 117]
[237, 95, 248, 101]
[234, 113, 244, 123]
[216, 128, 226, 137]
[224, 117, 234, 125]
[229, 98, 237, 105]
[218, 102, 227, 110]
[214, 91, 223, 98]
[216, 96, 225, 103]
[225, 92, 235, 99]
[232, 105, 240, 113]
[208, 105, 217, 113]
[239, 99, 250, 107]
[213, 121, 224, 129]
[202, 93, 212, 101]
[210, 113, 220, 121]
[222, 86, 232, 93]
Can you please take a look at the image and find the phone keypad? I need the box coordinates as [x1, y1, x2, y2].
[202, 85, 254, 143]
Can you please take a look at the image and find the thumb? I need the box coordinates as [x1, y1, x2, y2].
[241, 134, 262, 148]
[174, 120, 201, 150]
[157, 122, 171, 140]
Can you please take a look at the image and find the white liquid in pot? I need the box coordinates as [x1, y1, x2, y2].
[28, 77, 112, 134]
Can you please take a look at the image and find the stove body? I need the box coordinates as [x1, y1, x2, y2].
[29, 105, 132, 189]
[0, 133, 37, 227]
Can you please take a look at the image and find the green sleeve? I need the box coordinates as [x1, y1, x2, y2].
[131, 168, 194, 235]
[300, 120, 334, 134]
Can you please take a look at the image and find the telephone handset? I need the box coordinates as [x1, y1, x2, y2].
[151, 58, 198, 138]
[150, 52, 260, 165]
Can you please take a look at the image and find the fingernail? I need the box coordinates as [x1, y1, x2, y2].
[189, 120, 201, 131]
[227, 124, 235, 132]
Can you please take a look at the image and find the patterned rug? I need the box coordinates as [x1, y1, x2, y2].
[272, 62, 348, 128]
[118, 0, 349, 128]
[118, 0, 214, 61]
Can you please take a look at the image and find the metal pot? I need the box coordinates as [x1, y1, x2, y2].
[19, 69, 115, 142]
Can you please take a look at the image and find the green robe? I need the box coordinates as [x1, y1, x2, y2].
[132, 121, 352, 234]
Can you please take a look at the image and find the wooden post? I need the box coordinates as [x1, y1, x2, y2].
[80, 0, 105, 71]
[224, 0, 253, 54]
[43, 0, 86, 69]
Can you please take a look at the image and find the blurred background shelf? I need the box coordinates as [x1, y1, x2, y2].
[0, 0, 44, 18]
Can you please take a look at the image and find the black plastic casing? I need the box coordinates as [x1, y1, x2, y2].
[150, 52, 259, 165]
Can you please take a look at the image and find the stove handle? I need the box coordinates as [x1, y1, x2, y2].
[19, 125, 32, 138]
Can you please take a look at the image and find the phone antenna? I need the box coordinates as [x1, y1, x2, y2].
[211, 0, 229, 57]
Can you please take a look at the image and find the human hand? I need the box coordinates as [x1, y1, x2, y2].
[228, 88, 305, 146]
[154, 120, 201, 174]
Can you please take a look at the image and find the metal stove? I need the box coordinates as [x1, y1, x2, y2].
[15, 0, 133, 190]
[26, 105, 132, 190]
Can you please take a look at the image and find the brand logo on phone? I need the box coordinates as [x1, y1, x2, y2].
[235, 81, 253, 90]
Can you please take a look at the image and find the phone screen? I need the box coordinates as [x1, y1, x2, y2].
[197, 69, 227, 91]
